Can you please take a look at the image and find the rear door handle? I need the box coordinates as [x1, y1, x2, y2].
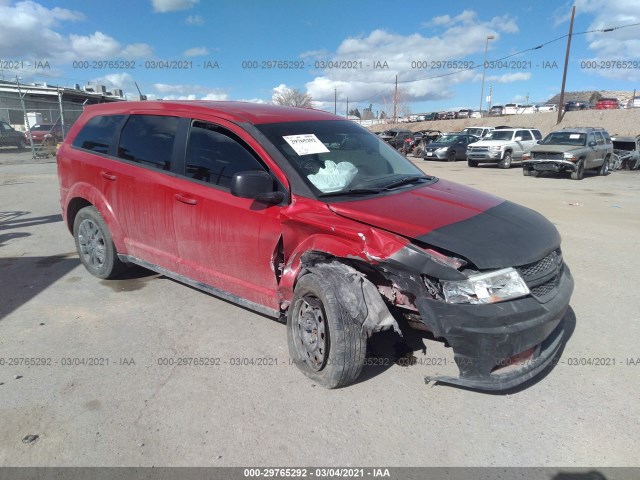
[174, 193, 198, 205]
[100, 171, 117, 181]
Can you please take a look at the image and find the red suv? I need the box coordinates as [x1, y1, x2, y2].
[25, 123, 64, 145]
[57, 101, 573, 390]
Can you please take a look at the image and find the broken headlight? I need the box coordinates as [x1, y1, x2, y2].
[441, 268, 530, 305]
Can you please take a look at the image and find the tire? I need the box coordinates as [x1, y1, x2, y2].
[73, 206, 126, 279]
[413, 147, 423, 158]
[599, 156, 610, 176]
[523, 167, 531, 176]
[468, 159, 478, 167]
[17, 139, 26, 150]
[287, 273, 367, 389]
[571, 158, 585, 180]
[498, 151, 512, 169]
[447, 150, 457, 162]
[628, 158, 640, 171]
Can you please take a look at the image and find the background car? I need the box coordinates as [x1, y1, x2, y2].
[523, 127, 613, 180]
[488, 105, 504, 116]
[564, 101, 591, 111]
[379, 128, 412, 149]
[0, 120, 26, 149]
[538, 104, 558, 112]
[457, 109, 473, 119]
[467, 128, 542, 168]
[611, 135, 640, 170]
[422, 134, 479, 162]
[25, 124, 64, 145]
[595, 98, 620, 110]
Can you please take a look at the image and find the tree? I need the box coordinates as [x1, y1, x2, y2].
[272, 87, 314, 108]
[348, 108, 361, 118]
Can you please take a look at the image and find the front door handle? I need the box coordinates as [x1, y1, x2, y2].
[100, 171, 117, 181]
[175, 193, 198, 205]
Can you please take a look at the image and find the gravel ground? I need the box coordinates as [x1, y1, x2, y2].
[0, 153, 638, 469]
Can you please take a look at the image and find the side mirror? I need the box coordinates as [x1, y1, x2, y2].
[231, 170, 284, 204]
[588, 141, 597, 147]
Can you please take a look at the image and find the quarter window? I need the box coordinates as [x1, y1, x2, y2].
[117, 115, 179, 170]
[517, 130, 532, 141]
[72, 115, 125, 154]
[185, 121, 266, 188]
[532, 130, 542, 140]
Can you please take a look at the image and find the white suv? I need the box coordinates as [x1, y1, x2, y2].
[467, 128, 543, 169]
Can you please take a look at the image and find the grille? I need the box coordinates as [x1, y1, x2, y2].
[533, 152, 564, 160]
[531, 280, 557, 298]
[519, 251, 558, 278]
[517, 249, 563, 302]
[468, 146, 488, 152]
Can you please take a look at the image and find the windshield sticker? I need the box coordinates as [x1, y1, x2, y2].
[569, 134, 581, 139]
[283, 134, 330, 156]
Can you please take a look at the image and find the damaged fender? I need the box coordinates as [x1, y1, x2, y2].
[304, 261, 400, 337]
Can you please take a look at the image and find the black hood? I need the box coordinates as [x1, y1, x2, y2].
[417, 201, 561, 269]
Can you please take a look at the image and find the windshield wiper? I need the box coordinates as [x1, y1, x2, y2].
[319, 187, 385, 198]
[379, 175, 431, 190]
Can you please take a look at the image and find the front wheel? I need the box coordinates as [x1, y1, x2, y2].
[468, 159, 478, 167]
[571, 159, 585, 180]
[413, 146, 423, 158]
[598, 157, 610, 176]
[498, 151, 512, 169]
[447, 150, 457, 162]
[287, 273, 367, 389]
[73, 206, 126, 279]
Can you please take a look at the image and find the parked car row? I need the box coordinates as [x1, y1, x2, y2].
[0, 121, 64, 150]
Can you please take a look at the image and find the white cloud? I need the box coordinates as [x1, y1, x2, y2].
[151, 0, 198, 12]
[572, 0, 640, 80]
[303, 12, 519, 105]
[0, 2, 151, 62]
[152, 82, 228, 100]
[185, 14, 204, 25]
[183, 47, 208, 57]
[484, 72, 532, 83]
[122, 43, 153, 57]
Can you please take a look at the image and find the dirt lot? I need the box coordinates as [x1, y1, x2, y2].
[1, 148, 639, 468]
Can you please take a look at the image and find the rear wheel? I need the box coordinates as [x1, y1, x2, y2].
[287, 273, 367, 389]
[498, 151, 512, 169]
[571, 159, 585, 180]
[73, 206, 126, 279]
[468, 159, 478, 167]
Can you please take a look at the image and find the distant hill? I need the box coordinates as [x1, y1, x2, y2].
[546, 90, 638, 105]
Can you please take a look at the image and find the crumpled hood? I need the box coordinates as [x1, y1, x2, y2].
[329, 179, 560, 269]
[531, 144, 583, 154]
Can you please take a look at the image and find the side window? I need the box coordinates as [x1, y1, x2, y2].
[532, 130, 542, 140]
[595, 132, 605, 145]
[117, 115, 179, 170]
[587, 133, 596, 145]
[72, 115, 125, 154]
[185, 121, 266, 189]
[518, 130, 533, 141]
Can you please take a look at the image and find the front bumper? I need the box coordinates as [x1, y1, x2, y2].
[523, 159, 577, 172]
[466, 151, 503, 162]
[423, 150, 448, 160]
[416, 265, 573, 390]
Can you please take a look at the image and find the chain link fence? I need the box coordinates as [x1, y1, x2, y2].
[0, 90, 85, 158]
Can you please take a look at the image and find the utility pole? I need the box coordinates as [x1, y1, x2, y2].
[346, 97, 349, 117]
[393, 75, 398, 124]
[557, 5, 576, 124]
[334, 88, 337, 115]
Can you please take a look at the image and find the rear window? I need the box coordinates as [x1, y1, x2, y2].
[72, 115, 125, 154]
[117, 115, 179, 170]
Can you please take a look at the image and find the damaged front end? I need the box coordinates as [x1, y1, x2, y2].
[370, 243, 573, 390]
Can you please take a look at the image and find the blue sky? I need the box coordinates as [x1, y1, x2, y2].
[1, 0, 639, 114]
